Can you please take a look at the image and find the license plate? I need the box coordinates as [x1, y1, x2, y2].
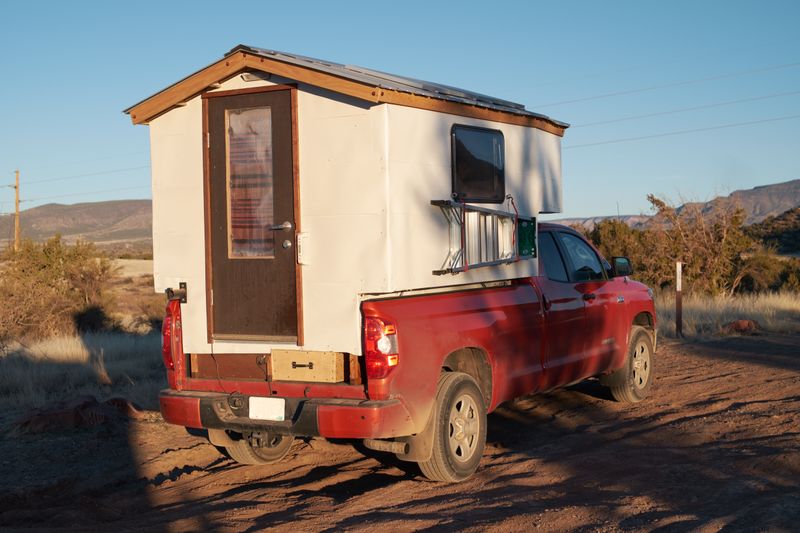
[249, 397, 285, 421]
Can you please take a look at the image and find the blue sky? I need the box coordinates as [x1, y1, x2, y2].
[0, 0, 798, 219]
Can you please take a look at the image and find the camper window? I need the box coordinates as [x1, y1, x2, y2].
[451, 125, 505, 203]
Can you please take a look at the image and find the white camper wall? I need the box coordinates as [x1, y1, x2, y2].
[149, 76, 389, 355]
[382, 105, 562, 292]
[149, 97, 209, 354]
[149, 74, 563, 356]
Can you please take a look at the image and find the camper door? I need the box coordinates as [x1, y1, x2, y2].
[204, 87, 299, 342]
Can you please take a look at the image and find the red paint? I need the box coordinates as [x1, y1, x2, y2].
[362, 280, 546, 430]
[159, 394, 202, 428]
[158, 223, 656, 444]
[317, 400, 415, 438]
[161, 299, 186, 390]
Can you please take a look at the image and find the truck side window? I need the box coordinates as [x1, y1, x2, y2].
[538, 231, 569, 282]
[451, 125, 505, 203]
[558, 233, 606, 282]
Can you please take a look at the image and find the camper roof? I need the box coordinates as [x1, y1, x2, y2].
[125, 45, 568, 135]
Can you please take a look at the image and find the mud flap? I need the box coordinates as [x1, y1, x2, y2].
[395, 403, 436, 463]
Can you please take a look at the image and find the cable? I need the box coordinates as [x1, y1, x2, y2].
[531, 36, 800, 90]
[564, 114, 800, 150]
[23, 185, 150, 203]
[572, 90, 800, 128]
[534, 61, 800, 108]
[24, 165, 149, 185]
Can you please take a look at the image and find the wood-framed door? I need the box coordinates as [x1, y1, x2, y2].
[203, 86, 301, 343]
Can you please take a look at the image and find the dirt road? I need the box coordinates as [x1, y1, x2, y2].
[2, 335, 798, 532]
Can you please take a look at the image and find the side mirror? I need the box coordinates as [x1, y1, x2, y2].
[612, 256, 633, 277]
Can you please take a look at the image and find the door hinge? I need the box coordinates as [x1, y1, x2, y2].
[206, 132, 210, 149]
[210, 288, 214, 306]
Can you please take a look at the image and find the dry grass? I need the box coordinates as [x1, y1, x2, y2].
[0, 332, 164, 413]
[656, 292, 800, 338]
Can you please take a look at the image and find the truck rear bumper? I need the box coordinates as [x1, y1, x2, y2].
[159, 389, 416, 439]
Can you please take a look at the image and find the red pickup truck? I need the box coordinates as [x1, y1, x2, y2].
[159, 223, 656, 482]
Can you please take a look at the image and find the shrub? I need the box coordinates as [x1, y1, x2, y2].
[0, 236, 118, 344]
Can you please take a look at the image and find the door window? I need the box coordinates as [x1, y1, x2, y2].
[558, 233, 606, 281]
[226, 106, 274, 258]
[538, 231, 569, 282]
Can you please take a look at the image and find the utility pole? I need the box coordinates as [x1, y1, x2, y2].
[14, 169, 20, 252]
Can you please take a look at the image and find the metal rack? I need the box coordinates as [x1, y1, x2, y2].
[432, 199, 535, 275]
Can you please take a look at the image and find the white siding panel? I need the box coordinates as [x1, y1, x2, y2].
[149, 97, 211, 354]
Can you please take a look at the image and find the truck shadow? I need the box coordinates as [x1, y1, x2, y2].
[0, 358, 170, 530]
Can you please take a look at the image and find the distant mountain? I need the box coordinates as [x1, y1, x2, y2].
[549, 179, 800, 229]
[2, 179, 798, 247]
[0, 199, 152, 245]
[746, 206, 800, 254]
[679, 179, 800, 225]
[544, 215, 651, 231]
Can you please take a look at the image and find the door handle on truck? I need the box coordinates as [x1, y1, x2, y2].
[269, 221, 293, 231]
[583, 293, 597, 301]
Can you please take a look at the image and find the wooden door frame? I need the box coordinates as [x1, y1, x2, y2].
[201, 84, 304, 345]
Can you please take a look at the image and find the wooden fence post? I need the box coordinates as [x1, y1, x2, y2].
[676, 261, 683, 338]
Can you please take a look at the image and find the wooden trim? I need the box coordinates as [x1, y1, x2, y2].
[127, 51, 567, 136]
[291, 87, 304, 347]
[189, 353, 268, 381]
[202, 83, 297, 99]
[129, 54, 247, 124]
[212, 333, 298, 343]
[241, 54, 381, 104]
[202, 97, 215, 344]
[378, 89, 567, 136]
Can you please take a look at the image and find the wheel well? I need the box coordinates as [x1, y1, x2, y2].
[442, 348, 492, 406]
[633, 312, 654, 331]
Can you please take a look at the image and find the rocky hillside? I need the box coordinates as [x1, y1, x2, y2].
[679, 179, 800, 225]
[746, 206, 800, 254]
[0, 199, 151, 245]
[551, 179, 800, 229]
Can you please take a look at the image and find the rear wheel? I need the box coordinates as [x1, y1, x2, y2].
[608, 326, 654, 403]
[225, 431, 295, 465]
[419, 372, 487, 482]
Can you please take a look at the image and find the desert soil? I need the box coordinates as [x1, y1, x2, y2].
[1, 335, 798, 532]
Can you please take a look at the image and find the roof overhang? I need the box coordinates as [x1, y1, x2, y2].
[124, 46, 569, 137]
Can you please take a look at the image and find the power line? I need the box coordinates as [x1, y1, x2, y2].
[535, 61, 800, 108]
[23, 185, 150, 203]
[572, 90, 800, 128]
[531, 36, 800, 90]
[564, 113, 800, 150]
[23, 165, 149, 185]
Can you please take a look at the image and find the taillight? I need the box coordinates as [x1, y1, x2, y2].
[161, 299, 182, 372]
[364, 317, 399, 379]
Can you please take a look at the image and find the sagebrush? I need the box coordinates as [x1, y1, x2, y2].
[655, 291, 800, 338]
[0, 332, 164, 412]
[0, 237, 117, 344]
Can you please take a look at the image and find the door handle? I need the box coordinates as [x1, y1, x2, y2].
[583, 293, 597, 301]
[269, 221, 293, 231]
[542, 294, 552, 311]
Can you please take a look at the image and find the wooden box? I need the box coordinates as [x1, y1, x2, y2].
[271, 350, 345, 383]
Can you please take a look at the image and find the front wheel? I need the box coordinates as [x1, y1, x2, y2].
[418, 372, 487, 482]
[607, 325, 655, 403]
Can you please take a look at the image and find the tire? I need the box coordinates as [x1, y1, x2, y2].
[224, 431, 295, 465]
[418, 372, 487, 482]
[608, 326, 655, 403]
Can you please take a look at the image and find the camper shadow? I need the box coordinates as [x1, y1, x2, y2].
[0, 352, 164, 530]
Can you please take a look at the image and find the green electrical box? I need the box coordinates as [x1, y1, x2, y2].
[517, 218, 537, 258]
